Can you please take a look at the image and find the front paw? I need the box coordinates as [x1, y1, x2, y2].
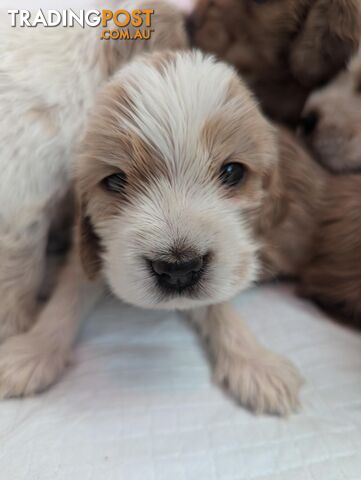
[214, 349, 303, 416]
[0, 333, 69, 399]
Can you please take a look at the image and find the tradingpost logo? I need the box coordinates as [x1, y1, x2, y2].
[8, 9, 155, 40]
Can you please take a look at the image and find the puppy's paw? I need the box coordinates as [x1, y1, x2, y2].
[214, 349, 303, 416]
[0, 333, 69, 399]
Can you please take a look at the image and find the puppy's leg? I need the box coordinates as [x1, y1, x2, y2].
[189, 303, 303, 415]
[0, 250, 104, 398]
[0, 228, 48, 343]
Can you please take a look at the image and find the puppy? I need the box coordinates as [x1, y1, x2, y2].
[1, 50, 338, 415]
[298, 50, 361, 322]
[300, 48, 361, 173]
[188, 0, 361, 124]
[0, 2, 187, 344]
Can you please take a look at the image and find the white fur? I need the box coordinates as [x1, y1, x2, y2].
[103, 177, 259, 310]
[0, 18, 102, 340]
[100, 53, 260, 309]
[0, 1, 187, 340]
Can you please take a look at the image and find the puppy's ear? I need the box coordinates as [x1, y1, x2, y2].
[76, 197, 102, 280]
[290, 0, 360, 87]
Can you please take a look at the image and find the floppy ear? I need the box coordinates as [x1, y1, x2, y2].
[290, 0, 360, 87]
[76, 197, 102, 280]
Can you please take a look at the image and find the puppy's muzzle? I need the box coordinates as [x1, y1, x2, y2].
[149, 254, 208, 293]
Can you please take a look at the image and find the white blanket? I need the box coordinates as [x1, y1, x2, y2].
[1, 284, 361, 480]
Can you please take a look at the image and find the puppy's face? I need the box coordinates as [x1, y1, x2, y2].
[78, 51, 278, 311]
[300, 55, 361, 173]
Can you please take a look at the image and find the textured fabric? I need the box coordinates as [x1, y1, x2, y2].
[1, 284, 361, 480]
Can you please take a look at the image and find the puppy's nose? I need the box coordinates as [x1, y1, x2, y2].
[300, 110, 319, 135]
[150, 255, 206, 292]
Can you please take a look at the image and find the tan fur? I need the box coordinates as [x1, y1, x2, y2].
[189, 0, 361, 124]
[298, 49, 361, 321]
[259, 128, 327, 278]
[301, 175, 361, 323]
[259, 131, 361, 323]
[189, 303, 302, 415]
[0, 249, 104, 398]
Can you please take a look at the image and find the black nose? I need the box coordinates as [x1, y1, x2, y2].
[300, 110, 319, 135]
[150, 255, 206, 292]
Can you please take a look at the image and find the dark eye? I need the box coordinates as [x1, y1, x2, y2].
[219, 163, 246, 188]
[253, 0, 269, 3]
[102, 172, 127, 193]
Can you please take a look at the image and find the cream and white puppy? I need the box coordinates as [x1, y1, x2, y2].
[0, 2, 187, 342]
[0, 51, 304, 415]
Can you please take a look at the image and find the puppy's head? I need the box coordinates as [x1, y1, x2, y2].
[300, 51, 361, 173]
[189, 0, 360, 122]
[77, 51, 278, 311]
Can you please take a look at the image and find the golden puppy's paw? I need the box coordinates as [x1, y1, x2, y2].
[0, 333, 69, 399]
[214, 349, 303, 416]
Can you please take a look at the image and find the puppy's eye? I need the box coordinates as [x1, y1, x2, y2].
[219, 163, 246, 188]
[253, 0, 269, 4]
[102, 172, 127, 193]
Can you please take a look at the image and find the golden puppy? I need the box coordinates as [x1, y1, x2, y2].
[188, 0, 361, 124]
[298, 50, 361, 322]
